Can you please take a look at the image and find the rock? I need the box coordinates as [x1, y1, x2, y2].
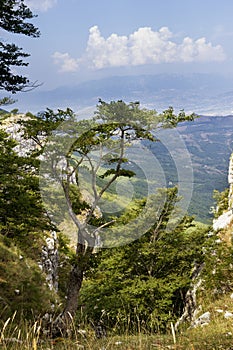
[215, 309, 224, 313]
[201, 322, 209, 327]
[224, 311, 233, 318]
[46, 237, 55, 251]
[191, 311, 211, 328]
[94, 322, 106, 338]
[41, 231, 59, 291]
[213, 153, 233, 231]
[175, 263, 204, 330]
[213, 210, 233, 231]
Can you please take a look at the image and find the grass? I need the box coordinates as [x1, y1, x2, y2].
[1, 286, 233, 349]
[1, 312, 233, 350]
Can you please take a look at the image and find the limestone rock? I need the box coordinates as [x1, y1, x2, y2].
[224, 311, 233, 318]
[213, 210, 233, 231]
[213, 153, 233, 231]
[191, 311, 211, 328]
[41, 231, 59, 291]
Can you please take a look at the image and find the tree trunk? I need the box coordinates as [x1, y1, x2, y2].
[51, 241, 93, 337]
[64, 263, 84, 317]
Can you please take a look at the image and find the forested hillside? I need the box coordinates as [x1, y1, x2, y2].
[151, 115, 233, 222]
[1, 0, 233, 348]
[0, 103, 233, 350]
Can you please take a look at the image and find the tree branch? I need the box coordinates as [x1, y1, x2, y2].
[85, 128, 126, 223]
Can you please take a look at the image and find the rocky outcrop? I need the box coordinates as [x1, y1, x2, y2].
[176, 153, 233, 330]
[1, 114, 60, 292]
[213, 153, 233, 231]
[175, 263, 204, 330]
[228, 153, 233, 209]
[0, 113, 38, 156]
[39, 231, 59, 291]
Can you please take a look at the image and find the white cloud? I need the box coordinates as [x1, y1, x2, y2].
[128, 27, 177, 65]
[86, 26, 129, 68]
[52, 52, 79, 72]
[53, 26, 226, 72]
[25, 0, 57, 12]
[179, 37, 225, 62]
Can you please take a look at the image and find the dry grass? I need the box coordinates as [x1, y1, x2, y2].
[1, 313, 233, 350]
[2, 292, 233, 350]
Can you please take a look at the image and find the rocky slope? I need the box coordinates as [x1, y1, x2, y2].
[213, 153, 233, 231]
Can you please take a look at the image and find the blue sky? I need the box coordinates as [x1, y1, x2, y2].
[7, 0, 233, 89]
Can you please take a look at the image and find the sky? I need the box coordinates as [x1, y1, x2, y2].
[5, 0, 233, 90]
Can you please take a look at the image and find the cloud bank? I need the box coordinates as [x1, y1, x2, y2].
[52, 52, 79, 73]
[25, 0, 57, 12]
[53, 26, 226, 72]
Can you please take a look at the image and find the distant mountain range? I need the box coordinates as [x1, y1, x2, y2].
[4, 73, 233, 115]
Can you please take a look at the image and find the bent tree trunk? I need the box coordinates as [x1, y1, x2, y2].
[51, 241, 93, 337]
[63, 262, 84, 317]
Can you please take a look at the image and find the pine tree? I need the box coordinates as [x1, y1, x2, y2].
[19, 100, 197, 335]
[0, 0, 40, 93]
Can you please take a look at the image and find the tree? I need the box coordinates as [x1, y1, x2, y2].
[20, 100, 196, 335]
[0, 114, 54, 257]
[79, 193, 208, 333]
[0, 0, 40, 93]
[0, 113, 60, 318]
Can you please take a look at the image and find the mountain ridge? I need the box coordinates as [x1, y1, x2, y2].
[4, 72, 233, 114]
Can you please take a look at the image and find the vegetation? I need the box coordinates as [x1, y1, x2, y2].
[1, 310, 233, 349]
[0, 100, 233, 349]
[0, 0, 40, 93]
[21, 100, 196, 334]
[0, 2, 232, 348]
[0, 235, 55, 320]
[79, 198, 208, 333]
[213, 188, 229, 218]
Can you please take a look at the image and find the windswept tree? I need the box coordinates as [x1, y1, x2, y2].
[0, 0, 40, 93]
[20, 100, 196, 335]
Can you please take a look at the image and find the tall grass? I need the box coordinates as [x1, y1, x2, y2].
[1, 311, 233, 349]
[0, 312, 41, 349]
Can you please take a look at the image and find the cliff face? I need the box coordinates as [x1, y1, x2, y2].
[1, 113, 60, 292]
[213, 153, 233, 231]
[228, 154, 233, 209]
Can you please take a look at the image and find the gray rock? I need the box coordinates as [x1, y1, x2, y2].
[191, 311, 211, 328]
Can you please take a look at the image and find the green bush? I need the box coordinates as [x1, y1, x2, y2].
[0, 235, 56, 320]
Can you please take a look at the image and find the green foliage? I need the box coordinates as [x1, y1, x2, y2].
[0, 97, 16, 107]
[213, 188, 229, 218]
[0, 101, 200, 334]
[160, 106, 197, 128]
[79, 189, 208, 333]
[202, 231, 233, 295]
[96, 100, 196, 136]
[20, 108, 76, 153]
[0, 126, 53, 256]
[18, 100, 198, 329]
[0, 235, 55, 320]
[100, 168, 136, 179]
[0, 0, 40, 93]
